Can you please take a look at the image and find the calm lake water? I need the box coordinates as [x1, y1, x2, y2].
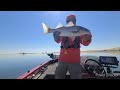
[0, 51, 120, 79]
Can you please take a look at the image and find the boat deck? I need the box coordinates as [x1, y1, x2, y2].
[34, 56, 98, 79]
[38, 63, 58, 79]
[33, 63, 70, 79]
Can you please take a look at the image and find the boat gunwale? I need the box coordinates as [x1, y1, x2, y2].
[17, 60, 53, 79]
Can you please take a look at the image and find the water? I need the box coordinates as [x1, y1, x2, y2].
[0, 53, 51, 79]
[0, 51, 120, 79]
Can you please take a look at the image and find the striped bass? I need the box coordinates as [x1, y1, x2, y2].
[42, 23, 91, 36]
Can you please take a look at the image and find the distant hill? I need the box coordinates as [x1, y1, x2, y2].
[106, 47, 120, 51]
[82, 47, 120, 52]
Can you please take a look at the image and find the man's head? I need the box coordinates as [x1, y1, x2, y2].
[66, 15, 76, 26]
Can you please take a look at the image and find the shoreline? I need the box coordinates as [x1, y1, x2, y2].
[81, 50, 120, 52]
[1, 50, 120, 55]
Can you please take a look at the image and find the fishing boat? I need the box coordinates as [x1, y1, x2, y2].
[17, 53, 120, 79]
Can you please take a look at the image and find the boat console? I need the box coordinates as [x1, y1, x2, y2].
[84, 56, 120, 79]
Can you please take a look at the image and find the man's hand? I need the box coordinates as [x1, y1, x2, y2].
[83, 34, 91, 42]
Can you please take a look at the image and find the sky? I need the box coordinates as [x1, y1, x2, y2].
[0, 11, 120, 54]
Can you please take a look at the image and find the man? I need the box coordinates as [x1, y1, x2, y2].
[53, 15, 92, 79]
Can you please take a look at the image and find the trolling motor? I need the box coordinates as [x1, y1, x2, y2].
[47, 53, 54, 59]
[47, 53, 59, 60]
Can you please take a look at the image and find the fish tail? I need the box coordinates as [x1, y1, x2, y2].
[42, 23, 50, 34]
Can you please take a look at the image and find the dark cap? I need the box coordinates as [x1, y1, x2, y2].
[66, 15, 76, 25]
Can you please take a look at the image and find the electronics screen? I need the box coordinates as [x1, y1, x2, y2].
[99, 56, 118, 65]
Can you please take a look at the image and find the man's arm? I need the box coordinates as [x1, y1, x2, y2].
[80, 34, 92, 46]
[53, 31, 61, 43]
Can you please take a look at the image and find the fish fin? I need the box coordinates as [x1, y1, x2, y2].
[56, 23, 63, 29]
[66, 21, 74, 27]
[42, 23, 49, 34]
